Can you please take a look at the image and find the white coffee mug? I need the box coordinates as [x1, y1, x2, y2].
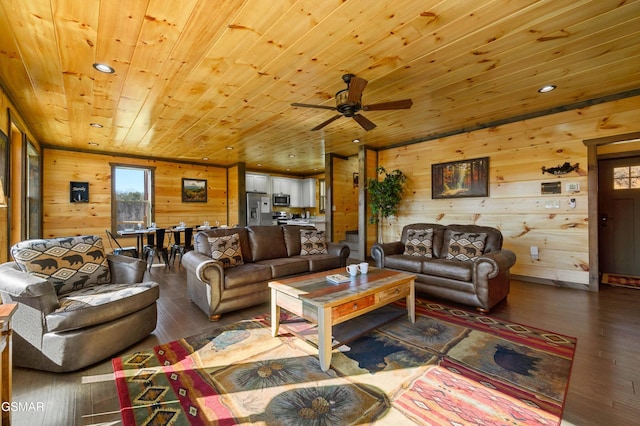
[358, 262, 369, 274]
[346, 264, 358, 276]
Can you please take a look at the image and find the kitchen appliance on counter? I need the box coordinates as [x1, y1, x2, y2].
[273, 211, 289, 225]
[272, 193, 290, 207]
[247, 192, 273, 226]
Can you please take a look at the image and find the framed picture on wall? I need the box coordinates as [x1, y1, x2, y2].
[182, 178, 207, 203]
[432, 157, 489, 199]
[70, 181, 89, 203]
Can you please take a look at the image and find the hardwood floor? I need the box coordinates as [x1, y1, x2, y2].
[9, 265, 640, 425]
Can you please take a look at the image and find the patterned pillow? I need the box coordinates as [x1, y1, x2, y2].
[300, 230, 328, 255]
[404, 228, 434, 257]
[208, 233, 244, 268]
[446, 232, 487, 261]
[11, 235, 111, 296]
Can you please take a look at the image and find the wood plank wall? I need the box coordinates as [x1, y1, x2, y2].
[376, 95, 640, 287]
[42, 149, 228, 244]
[331, 155, 359, 243]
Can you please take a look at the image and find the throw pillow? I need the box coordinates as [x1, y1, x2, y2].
[404, 228, 434, 257]
[11, 235, 111, 296]
[300, 230, 328, 255]
[208, 233, 244, 268]
[446, 232, 487, 261]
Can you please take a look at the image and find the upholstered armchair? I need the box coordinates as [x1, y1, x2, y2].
[0, 235, 159, 372]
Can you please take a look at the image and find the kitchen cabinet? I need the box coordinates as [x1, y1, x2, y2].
[301, 178, 317, 208]
[272, 177, 302, 206]
[271, 177, 316, 207]
[246, 173, 269, 193]
[289, 179, 302, 207]
[271, 177, 292, 195]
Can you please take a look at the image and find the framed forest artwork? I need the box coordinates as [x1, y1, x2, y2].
[432, 157, 489, 199]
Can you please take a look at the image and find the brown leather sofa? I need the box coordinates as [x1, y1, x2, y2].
[181, 225, 350, 320]
[371, 223, 516, 312]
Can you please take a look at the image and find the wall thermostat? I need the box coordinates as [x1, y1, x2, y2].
[566, 183, 580, 192]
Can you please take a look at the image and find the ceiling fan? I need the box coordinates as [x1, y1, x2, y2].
[291, 74, 413, 131]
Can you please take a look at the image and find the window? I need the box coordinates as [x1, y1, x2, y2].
[111, 164, 154, 231]
[613, 165, 640, 189]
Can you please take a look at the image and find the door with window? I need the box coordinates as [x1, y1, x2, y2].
[598, 156, 640, 276]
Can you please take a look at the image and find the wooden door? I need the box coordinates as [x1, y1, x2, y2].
[598, 156, 640, 276]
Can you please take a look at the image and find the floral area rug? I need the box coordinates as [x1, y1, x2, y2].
[112, 299, 576, 425]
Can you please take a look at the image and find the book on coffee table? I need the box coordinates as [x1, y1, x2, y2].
[326, 274, 351, 284]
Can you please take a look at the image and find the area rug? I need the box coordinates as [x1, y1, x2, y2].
[112, 299, 576, 425]
[602, 273, 640, 289]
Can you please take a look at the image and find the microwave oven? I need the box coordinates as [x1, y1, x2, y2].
[272, 193, 290, 207]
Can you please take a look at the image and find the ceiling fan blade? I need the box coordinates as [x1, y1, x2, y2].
[347, 77, 368, 104]
[311, 114, 343, 131]
[362, 99, 413, 111]
[291, 102, 337, 111]
[352, 114, 376, 131]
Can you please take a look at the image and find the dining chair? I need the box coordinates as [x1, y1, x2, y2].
[145, 228, 169, 271]
[170, 227, 193, 267]
[105, 229, 138, 258]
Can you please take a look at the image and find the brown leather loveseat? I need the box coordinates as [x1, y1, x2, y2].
[182, 225, 350, 320]
[371, 223, 516, 312]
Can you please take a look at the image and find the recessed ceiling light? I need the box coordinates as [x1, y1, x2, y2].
[88, 142, 99, 146]
[352, 138, 360, 143]
[257, 163, 262, 167]
[225, 146, 233, 150]
[288, 154, 296, 158]
[92, 63, 115, 74]
[89, 122, 103, 128]
[202, 157, 209, 161]
[538, 84, 556, 93]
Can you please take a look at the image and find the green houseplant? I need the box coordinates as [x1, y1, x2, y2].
[367, 167, 407, 242]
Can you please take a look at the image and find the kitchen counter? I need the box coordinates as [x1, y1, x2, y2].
[285, 217, 326, 232]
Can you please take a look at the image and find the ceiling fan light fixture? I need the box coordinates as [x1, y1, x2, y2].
[335, 89, 359, 116]
[538, 84, 556, 93]
[93, 63, 115, 74]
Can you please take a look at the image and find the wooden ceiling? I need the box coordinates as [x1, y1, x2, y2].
[1, 0, 639, 174]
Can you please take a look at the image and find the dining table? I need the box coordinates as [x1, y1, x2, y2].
[118, 228, 157, 259]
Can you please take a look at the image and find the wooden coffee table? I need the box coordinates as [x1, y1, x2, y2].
[269, 267, 415, 371]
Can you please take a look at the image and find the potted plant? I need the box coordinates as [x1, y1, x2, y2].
[367, 166, 407, 242]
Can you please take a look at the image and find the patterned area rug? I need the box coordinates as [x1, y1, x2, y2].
[602, 273, 640, 289]
[112, 299, 576, 425]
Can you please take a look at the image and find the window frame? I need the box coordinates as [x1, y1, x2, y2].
[110, 163, 156, 233]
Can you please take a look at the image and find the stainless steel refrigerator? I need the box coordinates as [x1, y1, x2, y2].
[247, 192, 272, 226]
